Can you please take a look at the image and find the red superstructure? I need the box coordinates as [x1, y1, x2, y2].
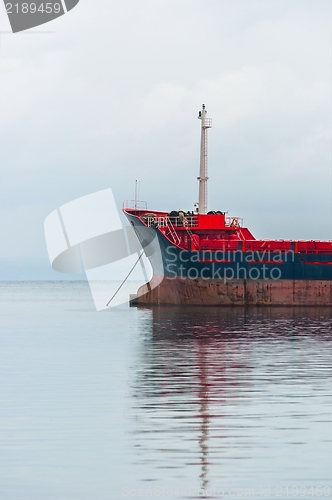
[124, 207, 332, 255]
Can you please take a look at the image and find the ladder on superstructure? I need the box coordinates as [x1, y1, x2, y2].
[164, 217, 195, 246]
[165, 218, 181, 245]
[184, 225, 194, 240]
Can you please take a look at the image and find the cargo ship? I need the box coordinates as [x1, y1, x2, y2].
[123, 105, 332, 306]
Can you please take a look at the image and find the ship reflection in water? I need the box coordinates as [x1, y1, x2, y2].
[128, 307, 332, 496]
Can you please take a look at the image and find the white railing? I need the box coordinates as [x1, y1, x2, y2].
[226, 216, 243, 228]
[143, 215, 198, 228]
[123, 200, 148, 210]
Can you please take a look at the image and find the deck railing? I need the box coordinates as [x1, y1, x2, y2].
[225, 216, 244, 228]
[143, 215, 199, 228]
[123, 200, 148, 210]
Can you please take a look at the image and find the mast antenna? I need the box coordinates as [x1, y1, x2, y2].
[197, 104, 212, 214]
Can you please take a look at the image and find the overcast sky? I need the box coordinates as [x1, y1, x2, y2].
[0, 0, 331, 279]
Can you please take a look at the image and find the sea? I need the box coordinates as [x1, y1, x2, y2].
[0, 281, 331, 500]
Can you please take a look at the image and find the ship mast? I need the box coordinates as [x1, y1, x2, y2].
[197, 104, 212, 214]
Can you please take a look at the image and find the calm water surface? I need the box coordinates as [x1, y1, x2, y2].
[0, 282, 331, 499]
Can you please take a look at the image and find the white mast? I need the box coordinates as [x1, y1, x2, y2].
[197, 104, 212, 214]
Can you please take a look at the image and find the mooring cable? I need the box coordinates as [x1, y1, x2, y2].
[106, 250, 144, 307]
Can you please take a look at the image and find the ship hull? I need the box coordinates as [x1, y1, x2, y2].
[133, 276, 332, 306]
[125, 212, 332, 306]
